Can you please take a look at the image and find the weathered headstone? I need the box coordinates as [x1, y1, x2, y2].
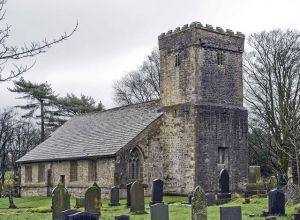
[8, 191, 17, 209]
[52, 183, 70, 220]
[192, 185, 207, 220]
[269, 176, 277, 190]
[126, 182, 133, 207]
[85, 182, 101, 215]
[205, 192, 216, 206]
[150, 179, 164, 205]
[130, 181, 145, 213]
[220, 206, 242, 220]
[60, 209, 79, 220]
[150, 203, 169, 220]
[217, 169, 231, 200]
[110, 186, 120, 206]
[67, 211, 99, 220]
[268, 189, 285, 215]
[246, 166, 266, 196]
[115, 215, 130, 220]
[248, 166, 262, 183]
[74, 197, 85, 208]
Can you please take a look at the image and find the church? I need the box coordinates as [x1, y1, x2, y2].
[17, 22, 248, 198]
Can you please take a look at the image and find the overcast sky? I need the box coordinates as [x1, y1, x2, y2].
[0, 0, 300, 109]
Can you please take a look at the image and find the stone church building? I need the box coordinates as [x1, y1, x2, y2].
[17, 22, 248, 197]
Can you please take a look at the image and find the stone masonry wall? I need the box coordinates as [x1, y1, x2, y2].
[20, 158, 115, 198]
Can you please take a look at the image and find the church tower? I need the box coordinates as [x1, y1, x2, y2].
[158, 22, 248, 193]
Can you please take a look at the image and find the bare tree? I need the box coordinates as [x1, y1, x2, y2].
[0, 108, 15, 195]
[244, 29, 300, 183]
[0, 0, 77, 82]
[113, 48, 160, 105]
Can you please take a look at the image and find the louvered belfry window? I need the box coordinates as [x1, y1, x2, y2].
[25, 165, 32, 183]
[70, 161, 78, 182]
[129, 149, 140, 180]
[38, 164, 45, 182]
[88, 160, 97, 181]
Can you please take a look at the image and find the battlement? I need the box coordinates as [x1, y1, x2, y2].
[158, 22, 245, 39]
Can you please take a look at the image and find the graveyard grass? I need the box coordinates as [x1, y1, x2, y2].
[0, 196, 298, 220]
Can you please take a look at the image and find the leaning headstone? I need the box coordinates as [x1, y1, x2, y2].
[8, 191, 17, 209]
[246, 166, 266, 196]
[126, 182, 133, 207]
[192, 185, 207, 220]
[150, 203, 169, 220]
[205, 192, 216, 206]
[115, 215, 130, 220]
[268, 189, 285, 215]
[68, 211, 99, 220]
[74, 197, 85, 208]
[217, 169, 231, 201]
[60, 209, 79, 220]
[220, 206, 242, 220]
[85, 182, 101, 215]
[130, 181, 145, 213]
[110, 186, 120, 206]
[52, 183, 70, 220]
[150, 179, 164, 205]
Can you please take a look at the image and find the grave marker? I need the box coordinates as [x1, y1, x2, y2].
[192, 185, 207, 220]
[130, 181, 145, 213]
[85, 182, 101, 215]
[220, 206, 242, 220]
[150, 203, 169, 220]
[52, 183, 70, 220]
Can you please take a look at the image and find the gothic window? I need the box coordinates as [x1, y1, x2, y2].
[175, 54, 180, 67]
[25, 165, 32, 183]
[218, 147, 227, 164]
[38, 164, 45, 182]
[70, 161, 78, 182]
[88, 160, 97, 182]
[128, 148, 141, 180]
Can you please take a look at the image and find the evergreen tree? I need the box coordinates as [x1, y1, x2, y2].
[8, 78, 57, 142]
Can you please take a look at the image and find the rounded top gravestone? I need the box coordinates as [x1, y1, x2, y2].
[192, 185, 207, 220]
[85, 182, 101, 215]
[151, 179, 163, 205]
[52, 183, 70, 220]
[130, 181, 145, 213]
[268, 189, 285, 216]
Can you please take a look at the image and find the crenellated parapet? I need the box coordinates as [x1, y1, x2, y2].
[158, 22, 245, 40]
[158, 22, 245, 53]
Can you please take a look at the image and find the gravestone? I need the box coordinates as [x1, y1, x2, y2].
[269, 176, 277, 190]
[246, 166, 266, 196]
[268, 189, 285, 215]
[248, 166, 262, 183]
[217, 169, 231, 201]
[150, 179, 164, 205]
[205, 192, 216, 206]
[150, 203, 169, 220]
[126, 182, 133, 207]
[67, 211, 99, 220]
[115, 215, 130, 220]
[85, 182, 101, 215]
[8, 191, 17, 209]
[192, 185, 207, 220]
[130, 181, 145, 213]
[110, 186, 120, 206]
[188, 194, 193, 204]
[60, 209, 79, 220]
[220, 206, 242, 220]
[74, 197, 85, 208]
[52, 183, 70, 220]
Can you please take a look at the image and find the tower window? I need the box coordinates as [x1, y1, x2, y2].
[175, 54, 180, 67]
[218, 147, 227, 164]
[217, 52, 224, 65]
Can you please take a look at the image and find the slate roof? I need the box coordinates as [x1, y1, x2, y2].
[17, 100, 162, 163]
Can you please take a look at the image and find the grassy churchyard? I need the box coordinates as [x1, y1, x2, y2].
[0, 196, 298, 220]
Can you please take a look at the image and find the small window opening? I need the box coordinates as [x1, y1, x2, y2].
[175, 54, 180, 67]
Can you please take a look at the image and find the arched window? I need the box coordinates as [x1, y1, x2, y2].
[128, 148, 141, 180]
